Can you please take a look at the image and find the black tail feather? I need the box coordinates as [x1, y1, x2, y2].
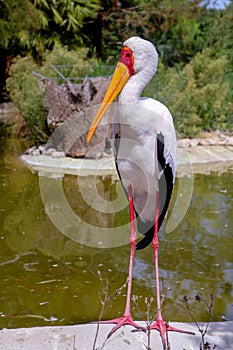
[136, 226, 154, 250]
[135, 164, 174, 250]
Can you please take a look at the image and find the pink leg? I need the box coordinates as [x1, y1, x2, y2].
[96, 187, 145, 338]
[150, 191, 195, 349]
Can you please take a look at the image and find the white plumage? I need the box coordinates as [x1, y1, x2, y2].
[113, 37, 177, 249]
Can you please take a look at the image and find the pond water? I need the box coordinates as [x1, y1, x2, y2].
[0, 131, 232, 330]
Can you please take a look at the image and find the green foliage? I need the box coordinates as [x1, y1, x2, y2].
[0, 0, 101, 64]
[145, 49, 233, 137]
[101, 0, 208, 64]
[32, 0, 101, 54]
[0, 0, 41, 50]
[38, 45, 99, 80]
[6, 46, 99, 143]
[33, 0, 101, 31]
[6, 56, 47, 144]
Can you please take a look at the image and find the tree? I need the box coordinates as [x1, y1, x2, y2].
[0, 0, 41, 101]
[0, 0, 101, 101]
[98, 0, 209, 64]
[32, 0, 101, 59]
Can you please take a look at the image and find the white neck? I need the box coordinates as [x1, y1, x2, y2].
[119, 58, 157, 104]
[118, 71, 144, 104]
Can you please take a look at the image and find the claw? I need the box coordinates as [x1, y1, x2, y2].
[92, 315, 146, 338]
[148, 319, 195, 349]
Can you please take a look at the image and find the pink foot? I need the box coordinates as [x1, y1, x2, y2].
[94, 315, 146, 338]
[149, 319, 195, 349]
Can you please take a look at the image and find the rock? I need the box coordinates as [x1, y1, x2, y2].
[31, 149, 40, 156]
[38, 144, 48, 153]
[51, 151, 66, 158]
[219, 133, 228, 140]
[26, 146, 40, 156]
[198, 138, 211, 146]
[216, 138, 228, 145]
[189, 139, 198, 147]
[177, 139, 191, 148]
[44, 147, 57, 155]
[43, 77, 112, 159]
[227, 137, 233, 145]
[206, 137, 218, 145]
[26, 146, 36, 154]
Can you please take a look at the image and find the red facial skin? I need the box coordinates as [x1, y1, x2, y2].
[119, 47, 134, 76]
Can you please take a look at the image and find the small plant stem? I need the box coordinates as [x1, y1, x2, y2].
[92, 278, 109, 350]
[146, 324, 151, 350]
[184, 294, 214, 350]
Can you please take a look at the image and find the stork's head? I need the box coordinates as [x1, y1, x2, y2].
[123, 37, 158, 76]
[87, 37, 158, 143]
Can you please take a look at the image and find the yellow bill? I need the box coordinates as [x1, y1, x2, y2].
[87, 62, 130, 143]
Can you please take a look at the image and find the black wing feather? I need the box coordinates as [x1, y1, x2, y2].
[136, 133, 174, 250]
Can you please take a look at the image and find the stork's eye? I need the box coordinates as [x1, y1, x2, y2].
[119, 47, 134, 75]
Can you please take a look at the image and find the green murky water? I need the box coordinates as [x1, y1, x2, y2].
[0, 133, 232, 330]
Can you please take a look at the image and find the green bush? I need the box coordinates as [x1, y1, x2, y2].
[6, 46, 100, 143]
[145, 49, 233, 137]
[37, 46, 99, 81]
[6, 56, 47, 143]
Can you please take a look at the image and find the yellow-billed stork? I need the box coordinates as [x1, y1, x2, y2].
[87, 36, 194, 348]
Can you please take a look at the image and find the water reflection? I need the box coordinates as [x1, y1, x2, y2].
[0, 136, 232, 330]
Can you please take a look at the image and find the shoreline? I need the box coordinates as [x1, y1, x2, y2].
[1, 321, 232, 350]
[20, 145, 233, 177]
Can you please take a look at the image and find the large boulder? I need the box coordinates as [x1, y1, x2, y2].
[43, 77, 112, 159]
